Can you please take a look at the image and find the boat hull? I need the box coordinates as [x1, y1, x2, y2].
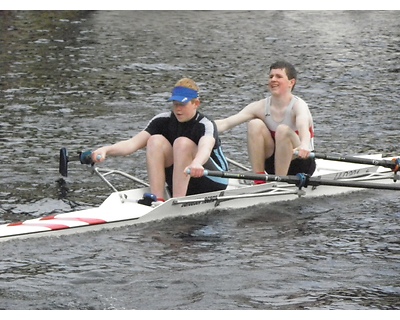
[0, 157, 397, 242]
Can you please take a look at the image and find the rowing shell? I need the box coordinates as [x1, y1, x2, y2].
[0, 154, 398, 242]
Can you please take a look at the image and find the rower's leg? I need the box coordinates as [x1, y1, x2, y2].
[172, 137, 197, 197]
[146, 134, 173, 200]
[247, 119, 274, 173]
[274, 124, 300, 175]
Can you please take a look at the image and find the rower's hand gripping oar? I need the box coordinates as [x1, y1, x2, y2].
[59, 148, 101, 177]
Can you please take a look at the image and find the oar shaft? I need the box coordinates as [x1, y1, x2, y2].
[203, 170, 303, 185]
[226, 157, 251, 171]
[308, 176, 400, 191]
[312, 153, 397, 170]
[204, 170, 400, 191]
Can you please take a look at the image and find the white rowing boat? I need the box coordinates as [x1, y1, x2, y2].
[1, 149, 399, 242]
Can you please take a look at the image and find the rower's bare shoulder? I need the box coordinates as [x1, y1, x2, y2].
[241, 98, 266, 114]
[293, 96, 310, 111]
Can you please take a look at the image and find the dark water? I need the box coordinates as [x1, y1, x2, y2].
[1, 10, 400, 310]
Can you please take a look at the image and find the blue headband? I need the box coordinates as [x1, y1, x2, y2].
[168, 86, 199, 103]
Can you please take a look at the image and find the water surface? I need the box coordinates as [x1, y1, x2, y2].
[0, 10, 399, 310]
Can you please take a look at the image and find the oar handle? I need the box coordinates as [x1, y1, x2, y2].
[189, 169, 270, 183]
[203, 169, 268, 181]
[293, 150, 315, 158]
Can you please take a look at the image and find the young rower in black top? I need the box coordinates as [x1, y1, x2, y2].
[92, 78, 228, 204]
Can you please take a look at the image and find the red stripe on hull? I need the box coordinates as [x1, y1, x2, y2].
[11, 223, 70, 230]
[40, 216, 106, 225]
[6, 217, 106, 229]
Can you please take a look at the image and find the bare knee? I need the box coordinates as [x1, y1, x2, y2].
[173, 137, 196, 156]
[146, 135, 174, 166]
[247, 118, 266, 137]
[274, 124, 292, 141]
[247, 119, 272, 145]
[147, 134, 167, 151]
[247, 119, 274, 159]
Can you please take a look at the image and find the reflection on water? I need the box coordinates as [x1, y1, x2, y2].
[0, 10, 400, 310]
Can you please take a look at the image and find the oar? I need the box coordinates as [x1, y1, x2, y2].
[202, 170, 400, 191]
[226, 157, 251, 171]
[59, 148, 94, 177]
[59, 148, 150, 188]
[298, 152, 400, 172]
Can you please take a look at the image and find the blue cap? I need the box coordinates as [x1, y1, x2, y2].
[168, 86, 199, 103]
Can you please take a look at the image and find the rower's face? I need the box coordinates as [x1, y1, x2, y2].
[172, 100, 199, 122]
[268, 68, 295, 94]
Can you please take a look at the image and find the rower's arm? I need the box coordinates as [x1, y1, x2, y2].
[215, 100, 263, 133]
[294, 102, 312, 151]
[193, 135, 216, 166]
[92, 131, 150, 162]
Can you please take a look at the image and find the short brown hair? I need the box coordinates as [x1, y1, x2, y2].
[174, 78, 199, 91]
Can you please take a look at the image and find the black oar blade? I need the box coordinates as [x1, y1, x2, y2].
[59, 147, 69, 177]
